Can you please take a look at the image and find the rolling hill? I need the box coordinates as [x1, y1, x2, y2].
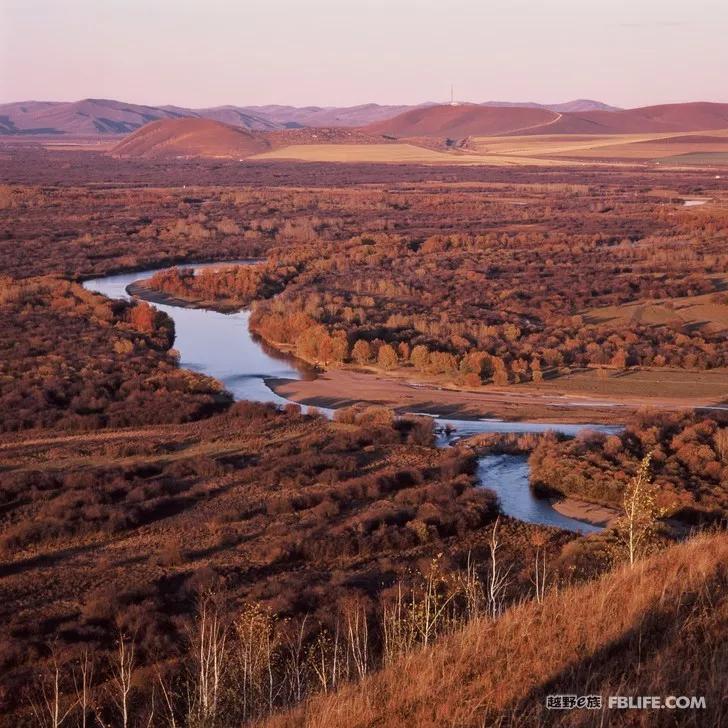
[0, 98, 621, 136]
[111, 118, 271, 159]
[365, 102, 728, 139]
[242, 101, 620, 128]
[0, 99, 430, 135]
[182, 105, 281, 130]
[236, 103, 432, 128]
[364, 105, 561, 137]
[8, 98, 726, 139]
[14, 98, 728, 163]
[518, 101, 728, 136]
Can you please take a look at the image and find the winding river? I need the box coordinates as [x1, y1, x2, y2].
[84, 263, 618, 535]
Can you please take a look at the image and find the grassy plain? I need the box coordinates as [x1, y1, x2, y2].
[468, 127, 728, 164]
[251, 143, 564, 166]
[585, 289, 728, 333]
[524, 367, 728, 401]
[250, 129, 728, 166]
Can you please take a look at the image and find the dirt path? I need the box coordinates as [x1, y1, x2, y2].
[506, 110, 563, 135]
[0, 426, 175, 450]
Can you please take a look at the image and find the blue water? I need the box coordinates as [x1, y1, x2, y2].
[84, 263, 314, 410]
[476, 454, 602, 535]
[84, 263, 618, 533]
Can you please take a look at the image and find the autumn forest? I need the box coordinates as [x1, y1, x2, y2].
[0, 147, 726, 727]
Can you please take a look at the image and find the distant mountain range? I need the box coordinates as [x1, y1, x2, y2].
[0, 99, 276, 136]
[0, 97, 621, 136]
[481, 99, 620, 113]
[4, 97, 727, 144]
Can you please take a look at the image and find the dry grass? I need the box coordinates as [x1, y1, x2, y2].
[254, 129, 728, 167]
[566, 141, 728, 161]
[468, 128, 728, 164]
[250, 144, 563, 166]
[0, 403, 511, 723]
[469, 132, 679, 157]
[525, 366, 728, 400]
[262, 532, 728, 727]
[585, 290, 728, 333]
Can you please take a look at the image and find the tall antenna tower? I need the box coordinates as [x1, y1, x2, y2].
[449, 84, 459, 107]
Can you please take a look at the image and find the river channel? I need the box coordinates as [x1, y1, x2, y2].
[84, 262, 618, 534]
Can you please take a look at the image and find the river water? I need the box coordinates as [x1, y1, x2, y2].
[84, 263, 617, 534]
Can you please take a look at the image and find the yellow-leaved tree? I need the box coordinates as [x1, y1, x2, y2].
[613, 453, 664, 566]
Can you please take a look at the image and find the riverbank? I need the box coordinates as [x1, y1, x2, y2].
[549, 496, 618, 528]
[128, 274, 726, 424]
[83, 266, 616, 535]
[267, 368, 691, 424]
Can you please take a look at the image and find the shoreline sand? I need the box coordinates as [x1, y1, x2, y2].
[549, 496, 619, 528]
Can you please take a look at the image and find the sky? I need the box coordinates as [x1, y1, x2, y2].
[2, 0, 727, 108]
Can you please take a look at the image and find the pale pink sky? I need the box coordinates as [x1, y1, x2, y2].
[2, 0, 727, 108]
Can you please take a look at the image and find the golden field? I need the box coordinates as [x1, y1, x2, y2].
[469, 127, 728, 164]
[250, 142, 564, 166]
[250, 129, 728, 167]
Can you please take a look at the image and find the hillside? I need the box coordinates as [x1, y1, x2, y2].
[548, 98, 621, 113]
[0, 99, 424, 135]
[0, 98, 620, 136]
[0, 99, 278, 136]
[526, 101, 728, 135]
[185, 105, 282, 130]
[263, 532, 728, 727]
[0, 99, 183, 135]
[5, 99, 727, 139]
[363, 101, 728, 139]
[238, 102, 432, 128]
[246, 101, 624, 127]
[111, 117, 271, 159]
[364, 104, 560, 138]
[482, 98, 620, 113]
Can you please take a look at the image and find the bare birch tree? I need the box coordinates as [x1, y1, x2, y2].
[486, 518, 512, 618]
[189, 596, 228, 727]
[109, 633, 135, 728]
[72, 650, 95, 728]
[29, 650, 77, 728]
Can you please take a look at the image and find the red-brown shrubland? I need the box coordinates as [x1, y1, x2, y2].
[1, 149, 726, 726]
[5, 403, 566, 724]
[0, 276, 229, 432]
[530, 411, 728, 521]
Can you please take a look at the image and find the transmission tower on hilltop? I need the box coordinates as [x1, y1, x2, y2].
[450, 84, 459, 106]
